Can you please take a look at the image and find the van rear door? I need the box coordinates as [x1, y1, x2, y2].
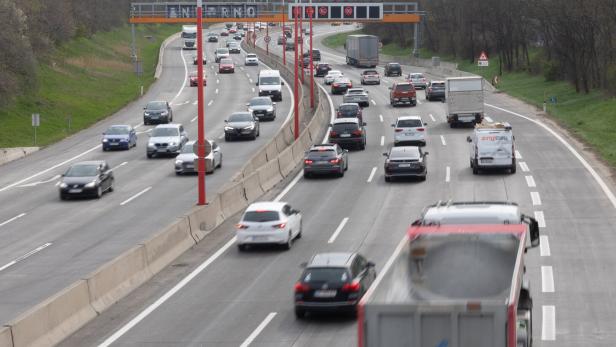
[476, 131, 513, 167]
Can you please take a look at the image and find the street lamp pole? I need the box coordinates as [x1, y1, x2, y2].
[282, 0, 286, 65]
[308, 1, 314, 108]
[293, 2, 299, 140]
[196, 0, 206, 205]
[299, 2, 304, 83]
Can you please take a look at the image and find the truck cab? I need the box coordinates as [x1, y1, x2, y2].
[181, 25, 197, 50]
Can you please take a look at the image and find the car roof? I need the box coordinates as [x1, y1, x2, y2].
[333, 117, 359, 124]
[421, 202, 521, 224]
[73, 160, 106, 166]
[410, 73, 424, 76]
[308, 252, 355, 268]
[246, 201, 286, 212]
[339, 103, 360, 107]
[154, 123, 181, 129]
[396, 115, 422, 121]
[259, 70, 280, 76]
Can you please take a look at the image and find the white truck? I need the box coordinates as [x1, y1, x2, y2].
[446, 76, 484, 127]
[359, 201, 540, 347]
[467, 122, 516, 174]
[346, 35, 379, 68]
[181, 25, 197, 50]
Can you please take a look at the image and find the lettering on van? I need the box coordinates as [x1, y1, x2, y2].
[480, 135, 509, 141]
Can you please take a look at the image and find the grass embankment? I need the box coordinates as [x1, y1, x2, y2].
[323, 31, 616, 168]
[0, 24, 177, 148]
[322, 30, 413, 57]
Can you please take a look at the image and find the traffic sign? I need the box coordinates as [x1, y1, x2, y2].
[478, 51, 489, 67]
[32, 113, 40, 127]
[344, 6, 354, 17]
[478, 51, 488, 61]
[264, 35, 271, 43]
[306, 6, 314, 17]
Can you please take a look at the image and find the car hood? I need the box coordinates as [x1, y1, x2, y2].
[103, 134, 130, 140]
[61, 176, 98, 185]
[259, 85, 280, 91]
[249, 105, 273, 111]
[149, 136, 181, 144]
[227, 121, 254, 128]
[177, 151, 213, 162]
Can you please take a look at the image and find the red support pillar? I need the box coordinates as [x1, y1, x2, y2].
[299, 7, 304, 83]
[196, 0, 206, 205]
[282, 0, 286, 65]
[293, 6, 299, 140]
[308, 6, 314, 109]
[266, 21, 269, 55]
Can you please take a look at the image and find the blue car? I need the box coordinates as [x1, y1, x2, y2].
[102, 125, 137, 151]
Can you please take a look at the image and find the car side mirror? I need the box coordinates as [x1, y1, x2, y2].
[281, 81, 285, 86]
[423, 122, 428, 126]
[246, 103, 250, 107]
[366, 261, 375, 267]
[424, 152, 429, 155]
[466, 136, 472, 143]
[272, 102, 276, 105]
[382, 152, 388, 157]
[388, 87, 392, 90]
[255, 82, 259, 86]
[224, 120, 228, 123]
[362, 122, 367, 126]
[61, 173, 65, 177]
[102, 132, 106, 135]
[391, 124, 395, 127]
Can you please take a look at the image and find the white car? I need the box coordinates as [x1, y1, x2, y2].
[324, 70, 343, 85]
[215, 48, 230, 63]
[174, 140, 222, 175]
[342, 88, 370, 107]
[392, 115, 427, 146]
[236, 202, 302, 251]
[245, 53, 259, 66]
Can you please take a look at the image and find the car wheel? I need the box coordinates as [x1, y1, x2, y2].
[385, 176, 391, 182]
[59, 193, 66, 200]
[338, 168, 345, 178]
[283, 232, 293, 250]
[511, 165, 517, 174]
[218, 155, 223, 168]
[147, 153, 153, 159]
[102, 147, 107, 152]
[225, 134, 230, 141]
[108, 180, 114, 192]
[472, 162, 479, 175]
[420, 175, 427, 181]
[238, 244, 246, 252]
[96, 186, 103, 199]
[303, 171, 311, 179]
[295, 307, 305, 319]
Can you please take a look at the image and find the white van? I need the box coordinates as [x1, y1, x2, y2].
[257, 70, 284, 101]
[467, 122, 516, 174]
[182, 25, 197, 50]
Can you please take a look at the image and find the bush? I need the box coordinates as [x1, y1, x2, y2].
[543, 60, 561, 82]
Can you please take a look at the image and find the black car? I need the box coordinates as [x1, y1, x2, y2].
[224, 112, 260, 141]
[384, 62, 402, 77]
[233, 34, 242, 40]
[207, 34, 219, 42]
[277, 36, 285, 45]
[336, 103, 363, 124]
[59, 161, 114, 200]
[193, 55, 206, 65]
[314, 63, 332, 77]
[294, 252, 376, 318]
[302, 49, 321, 62]
[143, 100, 173, 125]
[247, 96, 276, 121]
[329, 118, 366, 150]
[426, 80, 446, 101]
[383, 146, 428, 182]
[303, 144, 348, 178]
[220, 31, 229, 37]
[331, 77, 353, 95]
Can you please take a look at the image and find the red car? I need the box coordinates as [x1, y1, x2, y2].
[189, 73, 206, 87]
[218, 58, 235, 73]
[229, 28, 237, 34]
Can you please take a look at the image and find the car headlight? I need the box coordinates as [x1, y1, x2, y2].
[120, 138, 128, 142]
[247, 108, 254, 113]
[144, 112, 150, 116]
[161, 111, 169, 116]
[169, 142, 177, 146]
[85, 181, 96, 188]
[59, 182, 68, 188]
[148, 142, 156, 148]
[102, 138, 108, 142]
[267, 107, 274, 112]
[175, 159, 183, 165]
[244, 125, 255, 130]
[224, 126, 234, 131]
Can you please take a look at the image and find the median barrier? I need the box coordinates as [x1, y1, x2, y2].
[8, 280, 96, 347]
[143, 217, 195, 275]
[250, 147, 268, 170]
[291, 137, 306, 164]
[278, 146, 297, 177]
[265, 140, 279, 161]
[0, 327, 12, 347]
[86, 245, 151, 314]
[220, 180, 248, 218]
[186, 195, 224, 241]
[0, 147, 39, 166]
[257, 158, 284, 191]
[243, 171, 264, 203]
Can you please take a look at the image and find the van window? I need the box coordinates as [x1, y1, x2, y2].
[259, 76, 280, 85]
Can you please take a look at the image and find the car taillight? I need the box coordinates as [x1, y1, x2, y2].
[333, 83, 339, 87]
[294, 282, 310, 293]
[337, 111, 342, 117]
[329, 131, 337, 137]
[272, 223, 286, 229]
[348, 83, 353, 88]
[342, 281, 361, 292]
[417, 128, 425, 132]
[330, 158, 341, 164]
[428, 87, 432, 92]
[304, 159, 313, 165]
[235, 223, 249, 229]
[395, 128, 403, 132]
[352, 129, 362, 136]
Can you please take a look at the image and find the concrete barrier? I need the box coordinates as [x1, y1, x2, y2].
[8, 280, 96, 347]
[278, 146, 297, 177]
[86, 245, 151, 314]
[186, 195, 224, 241]
[243, 171, 264, 203]
[0, 147, 39, 166]
[291, 138, 307, 164]
[257, 159, 284, 192]
[265, 140, 279, 162]
[0, 327, 13, 347]
[155, 32, 180, 79]
[220, 180, 248, 218]
[143, 217, 195, 275]
[250, 147, 268, 169]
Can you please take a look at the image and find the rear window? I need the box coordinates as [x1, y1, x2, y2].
[388, 63, 401, 69]
[397, 119, 422, 127]
[302, 268, 349, 283]
[390, 147, 420, 159]
[431, 82, 445, 88]
[339, 105, 359, 112]
[394, 84, 413, 92]
[332, 123, 359, 132]
[220, 59, 233, 64]
[242, 211, 280, 222]
[307, 150, 335, 159]
[363, 70, 378, 75]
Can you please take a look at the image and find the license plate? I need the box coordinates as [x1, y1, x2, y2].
[399, 164, 411, 167]
[157, 149, 167, 152]
[69, 189, 82, 193]
[109, 143, 118, 146]
[314, 290, 337, 298]
[340, 134, 351, 138]
[481, 159, 493, 163]
[252, 236, 267, 241]
[185, 164, 194, 169]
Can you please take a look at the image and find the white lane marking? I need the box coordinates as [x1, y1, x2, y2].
[111, 162, 128, 171]
[120, 186, 152, 206]
[542, 305, 556, 340]
[97, 237, 236, 347]
[16, 174, 61, 188]
[531, 191, 542, 206]
[239, 312, 277, 347]
[525, 175, 536, 187]
[218, 133, 225, 140]
[0, 242, 52, 272]
[55, 181, 60, 187]
[429, 114, 436, 122]
[215, 88, 219, 94]
[445, 166, 451, 183]
[379, 114, 383, 123]
[416, 98, 422, 105]
[240, 66, 245, 71]
[519, 161, 530, 172]
[192, 100, 198, 105]
[370, 99, 376, 106]
[134, 122, 144, 129]
[367, 167, 377, 183]
[484, 116, 494, 123]
[382, 79, 389, 84]
[170, 50, 189, 104]
[249, 78, 253, 84]
[0, 144, 101, 193]
[487, 103, 616, 210]
[207, 100, 214, 106]
[191, 116, 198, 123]
[440, 135, 447, 146]
[216, 79, 220, 84]
[252, 87, 255, 93]
[535, 211, 546, 228]
[274, 172, 302, 202]
[0, 213, 27, 228]
[542, 266, 555, 293]
[215, 72, 218, 76]
[515, 150, 523, 159]
[540, 235, 551, 256]
[380, 136, 384, 146]
[328, 217, 349, 244]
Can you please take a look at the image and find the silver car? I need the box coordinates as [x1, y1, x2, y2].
[235, 201, 302, 251]
[174, 140, 222, 175]
[342, 88, 370, 107]
[407, 73, 428, 89]
[215, 47, 230, 62]
[146, 124, 189, 158]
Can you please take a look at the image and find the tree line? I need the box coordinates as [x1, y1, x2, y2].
[0, 0, 131, 105]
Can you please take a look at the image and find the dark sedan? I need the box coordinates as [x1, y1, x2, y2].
[247, 96, 276, 121]
[102, 125, 137, 151]
[59, 161, 114, 200]
[303, 144, 348, 178]
[383, 146, 428, 182]
[143, 100, 173, 125]
[224, 112, 260, 141]
[331, 77, 353, 95]
[314, 63, 331, 77]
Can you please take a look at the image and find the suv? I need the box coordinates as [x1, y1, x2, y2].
[303, 144, 349, 178]
[228, 42, 241, 54]
[360, 70, 380, 85]
[247, 96, 276, 121]
[294, 252, 376, 318]
[329, 118, 367, 150]
[143, 101, 173, 125]
[392, 115, 427, 146]
[389, 82, 417, 107]
[384, 62, 402, 77]
[215, 48, 230, 62]
[146, 124, 189, 158]
[302, 49, 321, 61]
[314, 63, 332, 77]
[426, 80, 446, 101]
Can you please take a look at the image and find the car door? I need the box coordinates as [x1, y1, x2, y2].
[212, 141, 221, 166]
[100, 164, 111, 189]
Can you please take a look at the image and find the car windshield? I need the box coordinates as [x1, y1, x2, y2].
[339, 105, 359, 113]
[181, 143, 195, 153]
[260, 76, 280, 85]
[249, 98, 271, 106]
[395, 84, 413, 91]
[105, 126, 129, 135]
[146, 101, 166, 110]
[390, 147, 420, 159]
[363, 70, 378, 75]
[65, 164, 98, 177]
[410, 74, 424, 79]
[220, 59, 233, 64]
[229, 113, 253, 122]
[334, 78, 350, 84]
[247, 54, 257, 58]
[302, 268, 349, 284]
[229, 42, 238, 47]
[332, 123, 359, 132]
[243, 211, 280, 222]
[152, 127, 179, 137]
[318, 64, 329, 69]
[216, 49, 229, 54]
[347, 89, 363, 94]
[388, 63, 401, 69]
[397, 119, 423, 127]
[328, 71, 341, 76]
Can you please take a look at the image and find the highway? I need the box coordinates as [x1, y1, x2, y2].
[28, 24, 616, 346]
[0, 30, 295, 326]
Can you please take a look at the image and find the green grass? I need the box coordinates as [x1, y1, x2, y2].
[322, 30, 363, 49]
[0, 24, 178, 148]
[380, 42, 412, 57]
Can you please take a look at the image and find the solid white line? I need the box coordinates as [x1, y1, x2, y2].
[429, 113, 436, 122]
[207, 100, 214, 106]
[97, 237, 237, 347]
[16, 174, 61, 187]
[120, 186, 152, 206]
[542, 305, 556, 340]
[519, 161, 530, 172]
[487, 102, 616, 210]
[215, 72, 218, 76]
[440, 135, 447, 146]
[274, 171, 302, 202]
[192, 100, 198, 105]
[445, 166, 451, 183]
[0, 213, 26, 228]
[525, 175, 536, 187]
[0, 242, 52, 272]
[328, 217, 349, 244]
[215, 88, 219, 94]
[246, 73, 250, 78]
[370, 99, 376, 106]
[542, 266, 555, 293]
[540, 235, 551, 256]
[380, 136, 384, 146]
[531, 191, 542, 206]
[240, 66, 245, 71]
[216, 79, 220, 84]
[515, 150, 522, 159]
[367, 167, 377, 183]
[111, 162, 128, 171]
[218, 133, 225, 140]
[170, 50, 189, 104]
[252, 87, 255, 93]
[239, 312, 277, 347]
[535, 211, 546, 228]
[484, 116, 494, 123]
[191, 116, 198, 123]
[379, 114, 383, 123]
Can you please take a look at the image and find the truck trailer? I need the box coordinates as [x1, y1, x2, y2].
[446, 76, 484, 127]
[359, 201, 540, 347]
[346, 35, 379, 68]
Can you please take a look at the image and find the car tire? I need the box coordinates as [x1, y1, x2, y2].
[511, 165, 517, 174]
[420, 175, 427, 181]
[295, 307, 305, 319]
[147, 153, 153, 159]
[102, 147, 107, 152]
[338, 168, 345, 178]
[385, 176, 391, 182]
[96, 186, 103, 199]
[108, 180, 114, 192]
[297, 221, 302, 239]
[303, 171, 311, 179]
[218, 155, 223, 168]
[473, 163, 479, 175]
[176, 171, 182, 176]
[225, 134, 231, 141]
[59, 193, 66, 200]
[238, 244, 246, 252]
